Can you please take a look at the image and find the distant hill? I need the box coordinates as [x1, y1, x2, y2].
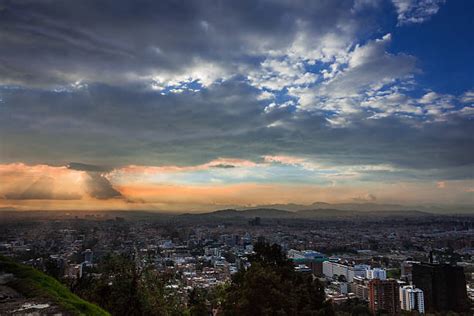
[182, 208, 297, 219]
[214, 208, 296, 218]
[181, 207, 433, 220]
[0, 255, 109, 315]
[240, 202, 473, 214]
[297, 209, 431, 218]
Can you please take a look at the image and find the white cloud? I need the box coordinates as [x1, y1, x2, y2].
[257, 90, 275, 101]
[264, 100, 294, 113]
[460, 90, 474, 104]
[321, 34, 417, 97]
[392, 0, 446, 25]
[419, 91, 440, 104]
[286, 34, 418, 120]
[248, 57, 318, 91]
[362, 91, 422, 117]
[348, 34, 391, 68]
[458, 106, 474, 118]
[288, 29, 353, 63]
[150, 59, 230, 93]
[352, 0, 380, 12]
[417, 91, 454, 118]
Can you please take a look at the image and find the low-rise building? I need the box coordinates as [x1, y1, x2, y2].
[366, 267, 387, 280]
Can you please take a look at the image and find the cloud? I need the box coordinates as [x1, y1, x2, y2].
[5, 176, 81, 200]
[352, 193, 377, 202]
[66, 163, 122, 200]
[318, 34, 417, 99]
[0, 163, 85, 201]
[0, 0, 366, 89]
[460, 91, 474, 104]
[113, 158, 257, 176]
[2, 80, 474, 174]
[1, 162, 473, 209]
[0, 0, 471, 209]
[84, 173, 122, 200]
[392, 0, 446, 25]
[0, 162, 124, 201]
[67, 162, 110, 172]
[285, 33, 418, 120]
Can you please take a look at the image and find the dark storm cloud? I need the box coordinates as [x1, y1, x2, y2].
[84, 173, 122, 200]
[211, 164, 236, 169]
[67, 162, 110, 172]
[1, 82, 473, 182]
[0, 0, 364, 87]
[66, 162, 122, 199]
[0, 0, 472, 185]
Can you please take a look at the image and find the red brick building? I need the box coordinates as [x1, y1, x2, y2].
[368, 279, 400, 315]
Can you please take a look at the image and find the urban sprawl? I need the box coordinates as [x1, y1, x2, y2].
[0, 210, 473, 315]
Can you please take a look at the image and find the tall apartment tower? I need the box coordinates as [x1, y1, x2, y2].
[400, 285, 425, 314]
[401, 260, 419, 282]
[412, 263, 469, 313]
[368, 279, 400, 315]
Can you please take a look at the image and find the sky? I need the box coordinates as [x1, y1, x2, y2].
[0, 0, 473, 211]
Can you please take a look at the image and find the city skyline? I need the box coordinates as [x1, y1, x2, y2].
[1, 0, 473, 211]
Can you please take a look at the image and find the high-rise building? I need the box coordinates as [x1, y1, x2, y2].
[412, 263, 469, 313]
[400, 285, 425, 314]
[368, 279, 400, 315]
[366, 267, 387, 280]
[401, 260, 419, 282]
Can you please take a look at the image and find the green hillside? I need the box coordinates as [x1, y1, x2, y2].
[0, 255, 109, 316]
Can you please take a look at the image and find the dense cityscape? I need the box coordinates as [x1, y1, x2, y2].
[0, 209, 472, 315]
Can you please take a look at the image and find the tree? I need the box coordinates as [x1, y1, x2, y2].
[333, 298, 370, 316]
[72, 254, 183, 316]
[188, 288, 209, 316]
[85, 254, 144, 315]
[351, 305, 371, 316]
[221, 242, 334, 316]
[43, 257, 63, 280]
[337, 275, 347, 283]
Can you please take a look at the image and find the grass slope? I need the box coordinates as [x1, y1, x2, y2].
[0, 255, 109, 316]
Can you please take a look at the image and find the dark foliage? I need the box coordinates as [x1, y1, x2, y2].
[72, 254, 183, 316]
[333, 298, 371, 316]
[221, 242, 334, 316]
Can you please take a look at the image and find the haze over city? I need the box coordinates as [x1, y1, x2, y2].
[0, 0, 473, 212]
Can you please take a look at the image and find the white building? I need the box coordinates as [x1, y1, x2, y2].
[322, 261, 369, 282]
[366, 268, 387, 280]
[400, 285, 425, 314]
